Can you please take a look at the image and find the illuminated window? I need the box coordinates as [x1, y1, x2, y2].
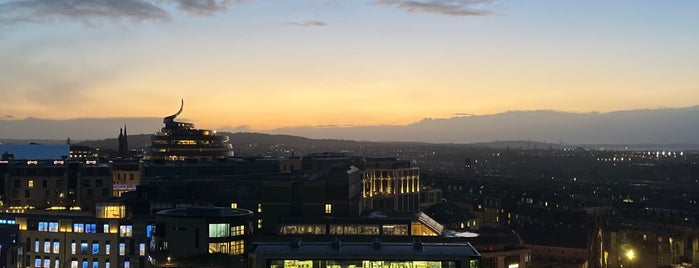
[29, 180, 34, 189]
[124, 261, 130, 268]
[139, 243, 146, 256]
[325, 204, 332, 214]
[209, 223, 230, 238]
[85, 224, 96, 233]
[39, 222, 48, 232]
[92, 243, 99, 255]
[146, 225, 155, 238]
[35, 240, 40, 253]
[119, 225, 132, 237]
[82, 261, 87, 268]
[71, 261, 78, 268]
[53, 241, 60, 254]
[92, 262, 98, 268]
[43, 259, 50, 268]
[71, 242, 76, 254]
[54, 260, 59, 268]
[257, 204, 262, 213]
[73, 224, 84, 233]
[44, 240, 51, 253]
[105, 243, 110, 255]
[80, 242, 88, 254]
[119, 243, 125, 256]
[230, 225, 244, 236]
[105, 262, 110, 268]
[257, 219, 262, 229]
[208, 240, 245, 255]
[49, 222, 59, 232]
[230, 203, 237, 209]
[34, 258, 41, 268]
[103, 224, 110, 233]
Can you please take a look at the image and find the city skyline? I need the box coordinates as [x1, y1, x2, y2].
[1, 0, 698, 131]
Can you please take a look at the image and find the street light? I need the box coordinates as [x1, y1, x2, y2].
[626, 249, 636, 268]
[626, 249, 635, 261]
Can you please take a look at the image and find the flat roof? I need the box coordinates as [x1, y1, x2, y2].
[157, 207, 253, 218]
[0, 144, 69, 160]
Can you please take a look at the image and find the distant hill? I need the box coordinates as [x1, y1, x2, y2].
[3, 106, 699, 146]
[270, 106, 699, 145]
[0, 117, 162, 140]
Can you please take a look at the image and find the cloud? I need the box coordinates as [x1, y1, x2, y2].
[4, 115, 14, 119]
[0, 0, 245, 25]
[375, 0, 495, 16]
[169, 0, 240, 16]
[284, 21, 327, 27]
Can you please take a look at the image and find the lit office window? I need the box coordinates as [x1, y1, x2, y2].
[34, 258, 41, 268]
[80, 242, 88, 254]
[39, 222, 48, 232]
[119, 243, 125, 256]
[71, 242, 77, 254]
[208, 223, 230, 238]
[85, 224, 96, 233]
[105, 262, 110, 268]
[82, 261, 88, 268]
[230, 203, 237, 209]
[92, 243, 99, 255]
[105, 243, 110, 255]
[54, 260, 59, 268]
[119, 225, 132, 237]
[71, 261, 78, 268]
[49, 222, 59, 232]
[146, 225, 155, 238]
[257, 204, 262, 213]
[124, 261, 130, 268]
[29, 180, 34, 189]
[73, 224, 84, 233]
[325, 204, 332, 214]
[44, 240, 51, 253]
[139, 243, 146, 256]
[257, 219, 262, 229]
[43, 259, 50, 268]
[92, 261, 98, 268]
[230, 225, 244, 236]
[53, 241, 60, 254]
[103, 224, 110, 234]
[35, 240, 40, 253]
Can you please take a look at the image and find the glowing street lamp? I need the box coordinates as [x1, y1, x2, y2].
[625, 249, 635, 261]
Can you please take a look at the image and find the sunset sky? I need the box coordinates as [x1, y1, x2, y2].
[1, 0, 697, 131]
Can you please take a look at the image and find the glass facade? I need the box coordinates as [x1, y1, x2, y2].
[269, 260, 453, 268]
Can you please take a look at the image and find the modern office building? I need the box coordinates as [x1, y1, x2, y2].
[143, 100, 233, 161]
[1, 202, 152, 268]
[248, 239, 481, 268]
[148, 207, 254, 268]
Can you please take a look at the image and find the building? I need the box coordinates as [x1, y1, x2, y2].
[1, 158, 112, 211]
[148, 207, 254, 268]
[0, 203, 152, 268]
[111, 160, 140, 197]
[362, 157, 421, 213]
[248, 239, 481, 268]
[143, 100, 233, 161]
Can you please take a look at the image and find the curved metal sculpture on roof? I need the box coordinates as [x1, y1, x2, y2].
[164, 99, 184, 126]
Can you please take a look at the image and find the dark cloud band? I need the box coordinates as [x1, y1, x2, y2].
[0, 0, 240, 24]
[376, 0, 494, 16]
